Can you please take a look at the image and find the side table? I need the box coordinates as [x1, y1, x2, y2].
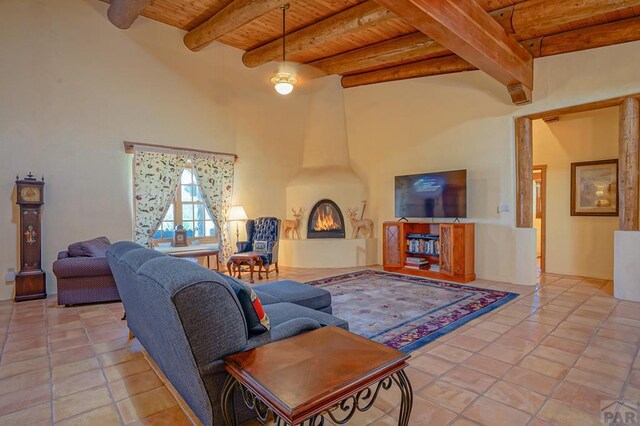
[226, 253, 264, 284]
[221, 326, 413, 425]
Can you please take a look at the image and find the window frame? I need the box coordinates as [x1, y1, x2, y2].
[154, 163, 217, 245]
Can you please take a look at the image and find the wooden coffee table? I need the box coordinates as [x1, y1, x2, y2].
[221, 326, 413, 426]
[226, 253, 263, 283]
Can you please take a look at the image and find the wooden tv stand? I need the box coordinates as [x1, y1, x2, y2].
[382, 221, 475, 283]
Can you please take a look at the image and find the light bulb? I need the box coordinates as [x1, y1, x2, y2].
[270, 71, 297, 96]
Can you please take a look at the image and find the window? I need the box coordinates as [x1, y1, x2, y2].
[153, 164, 216, 243]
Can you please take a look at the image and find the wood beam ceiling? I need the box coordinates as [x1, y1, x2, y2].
[241, 1, 397, 68]
[107, 0, 150, 29]
[341, 14, 640, 90]
[373, 0, 533, 104]
[184, 0, 290, 52]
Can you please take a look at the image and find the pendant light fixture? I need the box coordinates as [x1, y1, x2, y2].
[271, 3, 297, 95]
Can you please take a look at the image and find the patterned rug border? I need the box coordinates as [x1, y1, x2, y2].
[306, 270, 519, 353]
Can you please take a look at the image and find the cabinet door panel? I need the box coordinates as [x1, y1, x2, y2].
[383, 223, 402, 268]
[439, 224, 454, 276]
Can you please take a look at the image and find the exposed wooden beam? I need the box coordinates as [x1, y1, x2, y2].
[511, 0, 640, 40]
[342, 15, 640, 89]
[107, 0, 150, 30]
[184, 0, 290, 52]
[374, 0, 533, 103]
[516, 117, 533, 228]
[341, 56, 475, 88]
[242, 1, 396, 68]
[619, 98, 640, 231]
[310, 0, 640, 78]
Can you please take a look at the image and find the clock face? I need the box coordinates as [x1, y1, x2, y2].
[20, 187, 40, 203]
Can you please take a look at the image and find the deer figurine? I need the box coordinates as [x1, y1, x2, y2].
[283, 208, 304, 239]
[347, 208, 373, 239]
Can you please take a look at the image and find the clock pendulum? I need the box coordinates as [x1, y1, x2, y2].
[15, 173, 47, 301]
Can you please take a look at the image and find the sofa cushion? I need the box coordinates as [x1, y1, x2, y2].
[254, 280, 331, 311]
[213, 272, 271, 334]
[68, 236, 111, 258]
[263, 302, 348, 331]
[253, 290, 280, 305]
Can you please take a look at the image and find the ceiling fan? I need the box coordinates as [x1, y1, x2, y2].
[269, 4, 328, 95]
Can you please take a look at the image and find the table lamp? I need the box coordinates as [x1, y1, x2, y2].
[229, 206, 248, 242]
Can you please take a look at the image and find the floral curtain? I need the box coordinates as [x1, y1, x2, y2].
[193, 155, 235, 263]
[133, 151, 187, 247]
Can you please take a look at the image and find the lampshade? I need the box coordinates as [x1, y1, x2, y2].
[229, 206, 248, 221]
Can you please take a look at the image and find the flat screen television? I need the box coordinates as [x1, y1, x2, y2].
[395, 170, 467, 218]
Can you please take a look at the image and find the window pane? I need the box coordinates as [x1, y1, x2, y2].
[194, 204, 206, 221]
[205, 220, 215, 237]
[182, 185, 196, 202]
[205, 209, 212, 221]
[192, 185, 203, 202]
[161, 221, 174, 239]
[164, 205, 174, 221]
[181, 168, 193, 185]
[194, 220, 205, 238]
[153, 229, 161, 239]
[183, 221, 194, 237]
[182, 204, 194, 221]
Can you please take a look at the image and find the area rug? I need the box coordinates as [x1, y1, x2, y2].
[306, 270, 518, 353]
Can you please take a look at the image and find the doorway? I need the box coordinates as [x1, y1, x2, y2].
[533, 166, 546, 274]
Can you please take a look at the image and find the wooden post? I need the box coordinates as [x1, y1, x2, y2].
[516, 117, 533, 228]
[619, 97, 640, 231]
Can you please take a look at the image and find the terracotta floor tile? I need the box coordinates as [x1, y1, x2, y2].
[552, 381, 614, 416]
[109, 370, 163, 401]
[529, 345, 579, 367]
[582, 345, 635, 368]
[0, 356, 49, 380]
[448, 417, 480, 426]
[478, 343, 526, 364]
[0, 383, 50, 417]
[52, 357, 100, 380]
[48, 328, 86, 343]
[117, 386, 177, 424]
[2, 335, 47, 354]
[519, 355, 570, 379]
[489, 314, 522, 326]
[446, 335, 489, 352]
[428, 344, 473, 363]
[463, 327, 501, 343]
[93, 335, 135, 355]
[540, 335, 586, 355]
[565, 368, 625, 398]
[56, 404, 121, 426]
[408, 354, 455, 377]
[0, 402, 51, 426]
[462, 396, 530, 426]
[503, 366, 560, 394]
[104, 358, 151, 382]
[0, 368, 50, 397]
[475, 320, 511, 334]
[49, 335, 91, 353]
[463, 354, 511, 378]
[441, 366, 496, 394]
[50, 345, 95, 368]
[597, 327, 640, 345]
[0, 346, 47, 365]
[53, 385, 112, 421]
[575, 356, 630, 381]
[129, 405, 192, 425]
[538, 399, 601, 426]
[402, 367, 435, 392]
[99, 346, 144, 368]
[419, 380, 478, 413]
[390, 395, 456, 426]
[53, 368, 107, 399]
[485, 381, 545, 414]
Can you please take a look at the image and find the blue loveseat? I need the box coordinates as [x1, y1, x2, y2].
[106, 242, 347, 426]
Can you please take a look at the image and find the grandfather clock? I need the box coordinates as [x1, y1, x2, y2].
[15, 173, 46, 301]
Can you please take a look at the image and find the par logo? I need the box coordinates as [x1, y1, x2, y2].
[601, 400, 639, 425]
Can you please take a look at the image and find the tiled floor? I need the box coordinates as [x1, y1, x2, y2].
[0, 267, 638, 425]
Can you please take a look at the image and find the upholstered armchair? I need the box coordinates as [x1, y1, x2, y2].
[236, 217, 281, 274]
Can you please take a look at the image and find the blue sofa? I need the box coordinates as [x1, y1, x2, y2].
[106, 242, 347, 426]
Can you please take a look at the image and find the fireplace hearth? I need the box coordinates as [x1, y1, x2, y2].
[307, 199, 345, 239]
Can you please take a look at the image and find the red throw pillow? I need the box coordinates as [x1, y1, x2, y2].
[250, 289, 270, 331]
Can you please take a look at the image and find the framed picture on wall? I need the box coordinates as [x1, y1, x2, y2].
[571, 159, 618, 216]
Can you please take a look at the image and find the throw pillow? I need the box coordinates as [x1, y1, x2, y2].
[253, 240, 269, 253]
[68, 236, 111, 257]
[215, 272, 271, 334]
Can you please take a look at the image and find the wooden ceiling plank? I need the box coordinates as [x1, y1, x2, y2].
[342, 14, 640, 89]
[241, 0, 396, 68]
[184, 0, 290, 52]
[374, 0, 533, 103]
[107, 0, 151, 29]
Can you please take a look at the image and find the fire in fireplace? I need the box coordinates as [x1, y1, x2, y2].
[307, 199, 345, 239]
